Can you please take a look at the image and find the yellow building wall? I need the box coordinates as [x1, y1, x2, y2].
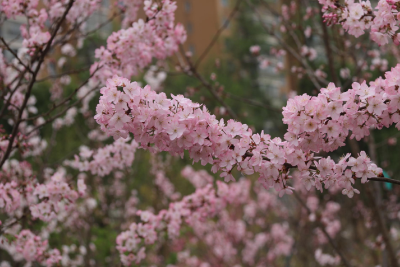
[175, 0, 230, 64]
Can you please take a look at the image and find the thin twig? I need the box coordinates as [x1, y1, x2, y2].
[319, 7, 338, 85]
[246, 0, 323, 90]
[25, 84, 100, 137]
[194, 0, 242, 68]
[0, 37, 33, 74]
[179, 45, 239, 120]
[367, 177, 400, 185]
[23, 66, 100, 122]
[222, 91, 282, 113]
[36, 66, 92, 83]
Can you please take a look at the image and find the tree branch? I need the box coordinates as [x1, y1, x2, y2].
[0, 37, 33, 74]
[179, 45, 239, 120]
[0, 0, 76, 168]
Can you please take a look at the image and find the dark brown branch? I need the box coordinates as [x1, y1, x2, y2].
[367, 177, 400, 185]
[0, 0, 75, 168]
[36, 66, 91, 83]
[319, 7, 338, 84]
[0, 37, 33, 74]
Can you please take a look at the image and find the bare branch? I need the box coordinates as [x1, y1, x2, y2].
[25, 84, 100, 137]
[0, 0, 76, 168]
[36, 65, 92, 83]
[23, 66, 101, 122]
[179, 45, 239, 120]
[0, 37, 33, 74]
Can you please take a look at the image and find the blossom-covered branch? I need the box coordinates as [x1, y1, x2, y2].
[95, 76, 388, 198]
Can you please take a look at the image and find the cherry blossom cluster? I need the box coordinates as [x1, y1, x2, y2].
[1, 159, 33, 181]
[0, 160, 32, 216]
[95, 76, 384, 197]
[1, 0, 101, 54]
[91, 0, 187, 83]
[0, 167, 97, 266]
[122, 163, 292, 264]
[186, 209, 243, 263]
[250, 45, 261, 55]
[1, 1, 48, 52]
[1, 0, 99, 22]
[64, 138, 138, 177]
[1, 229, 62, 266]
[0, 181, 20, 214]
[315, 249, 341, 266]
[29, 171, 81, 222]
[320, 0, 400, 46]
[116, 177, 294, 265]
[283, 64, 400, 153]
[0, 160, 83, 223]
[0, 196, 98, 266]
[123, 190, 140, 225]
[115, 180, 247, 265]
[117, 0, 143, 28]
[1, 0, 37, 18]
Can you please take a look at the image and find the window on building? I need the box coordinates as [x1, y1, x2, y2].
[185, 1, 191, 12]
